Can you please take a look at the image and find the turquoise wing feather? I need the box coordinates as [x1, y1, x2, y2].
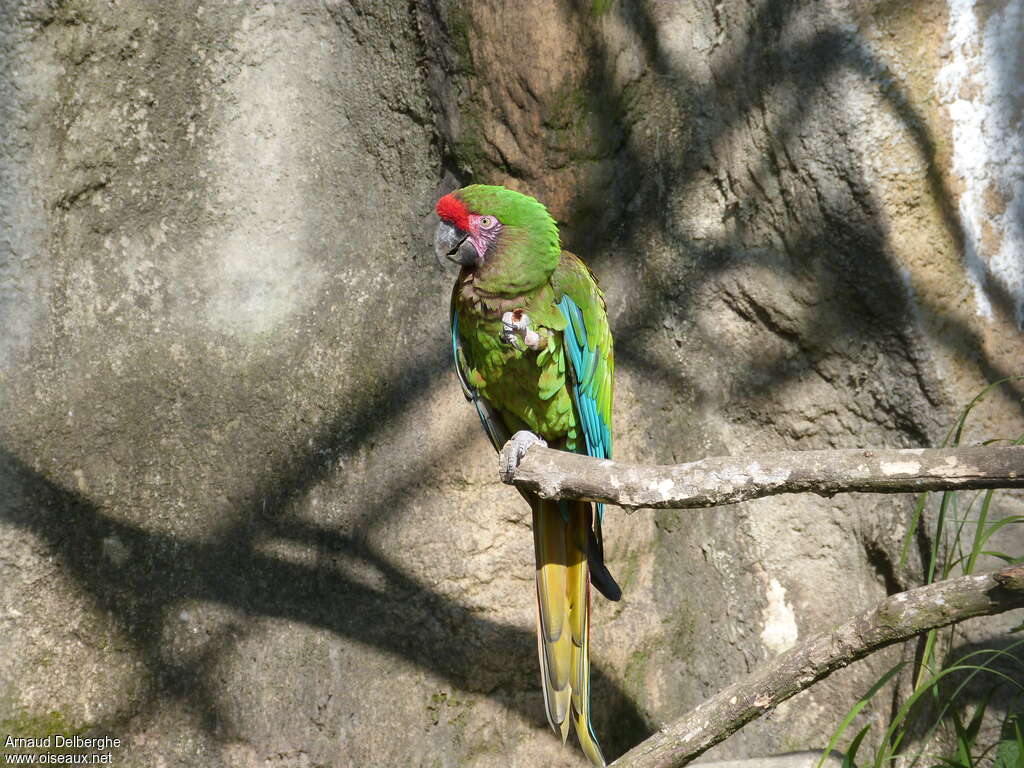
[555, 288, 613, 522]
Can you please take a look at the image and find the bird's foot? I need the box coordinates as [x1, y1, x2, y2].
[500, 310, 546, 351]
[499, 430, 548, 484]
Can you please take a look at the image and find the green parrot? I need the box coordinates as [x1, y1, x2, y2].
[434, 184, 620, 766]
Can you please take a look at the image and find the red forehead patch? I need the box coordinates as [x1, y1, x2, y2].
[436, 193, 471, 232]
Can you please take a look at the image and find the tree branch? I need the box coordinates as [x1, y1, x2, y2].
[610, 566, 1024, 768]
[502, 445, 1024, 509]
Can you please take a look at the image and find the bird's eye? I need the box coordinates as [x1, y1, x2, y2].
[479, 216, 496, 229]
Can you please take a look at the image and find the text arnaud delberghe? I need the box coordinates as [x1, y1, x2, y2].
[5, 735, 122, 750]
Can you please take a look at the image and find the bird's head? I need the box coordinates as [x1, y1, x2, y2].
[434, 185, 560, 295]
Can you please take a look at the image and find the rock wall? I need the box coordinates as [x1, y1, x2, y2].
[1, 1, 1021, 766]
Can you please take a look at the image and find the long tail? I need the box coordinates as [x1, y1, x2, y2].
[533, 497, 605, 767]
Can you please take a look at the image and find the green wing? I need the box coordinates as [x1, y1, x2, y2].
[553, 254, 614, 515]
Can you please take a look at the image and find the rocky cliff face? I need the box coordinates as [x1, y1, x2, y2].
[1, 1, 1021, 766]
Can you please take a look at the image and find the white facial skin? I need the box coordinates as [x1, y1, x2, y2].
[467, 214, 503, 263]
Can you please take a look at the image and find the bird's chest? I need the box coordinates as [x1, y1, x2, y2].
[457, 311, 573, 438]
[461, 315, 540, 389]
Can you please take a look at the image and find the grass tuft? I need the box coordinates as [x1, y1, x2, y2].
[822, 378, 1024, 768]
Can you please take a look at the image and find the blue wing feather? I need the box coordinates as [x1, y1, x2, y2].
[556, 296, 611, 522]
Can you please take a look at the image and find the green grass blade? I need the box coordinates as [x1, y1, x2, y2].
[992, 711, 1021, 768]
[900, 491, 931, 571]
[928, 490, 954, 584]
[980, 551, 1024, 564]
[953, 691, 992, 767]
[885, 643, 1024, 767]
[843, 723, 872, 768]
[914, 628, 939, 692]
[818, 662, 907, 768]
[943, 377, 1024, 447]
[977, 516, 1024, 549]
[964, 490, 994, 575]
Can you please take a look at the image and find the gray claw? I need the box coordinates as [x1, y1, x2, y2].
[499, 430, 547, 484]
[500, 310, 543, 351]
[500, 322, 522, 349]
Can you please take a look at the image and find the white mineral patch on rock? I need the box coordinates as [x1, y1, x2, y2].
[938, 0, 1024, 326]
[761, 578, 798, 654]
[101, 535, 130, 567]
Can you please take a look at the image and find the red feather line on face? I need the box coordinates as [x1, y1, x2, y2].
[436, 193, 471, 232]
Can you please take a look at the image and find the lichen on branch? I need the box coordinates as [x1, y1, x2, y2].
[500, 443, 1024, 510]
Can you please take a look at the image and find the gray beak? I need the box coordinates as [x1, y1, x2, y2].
[434, 220, 477, 268]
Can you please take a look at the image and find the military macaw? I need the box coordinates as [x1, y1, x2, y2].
[434, 184, 620, 766]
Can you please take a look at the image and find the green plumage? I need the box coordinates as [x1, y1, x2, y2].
[445, 185, 614, 766]
[458, 185, 562, 296]
[451, 185, 612, 454]
[456, 284, 564, 429]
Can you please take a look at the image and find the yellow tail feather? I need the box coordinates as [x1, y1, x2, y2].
[533, 498, 606, 767]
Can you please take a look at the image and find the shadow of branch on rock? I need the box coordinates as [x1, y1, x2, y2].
[0, 445, 652, 759]
[558, 0, 1023, 421]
